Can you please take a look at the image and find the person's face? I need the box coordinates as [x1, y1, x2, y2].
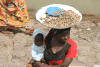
[34, 34, 43, 46]
[53, 31, 70, 44]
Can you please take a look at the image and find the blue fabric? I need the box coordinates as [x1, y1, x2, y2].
[32, 29, 44, 41]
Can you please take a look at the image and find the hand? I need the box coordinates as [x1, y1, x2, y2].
[33, 61, 42, 67]
[40, 58, 46, 63]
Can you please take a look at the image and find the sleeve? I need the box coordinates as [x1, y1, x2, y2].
[65, 39, 77, 58]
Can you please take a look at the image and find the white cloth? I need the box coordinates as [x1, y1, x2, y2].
[31, 29, 46, 63]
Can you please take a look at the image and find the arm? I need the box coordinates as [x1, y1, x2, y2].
[41, 58, 73, 67]
[40, 58, 46, 63]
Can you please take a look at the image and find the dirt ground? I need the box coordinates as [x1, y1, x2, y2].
[0, 15, 100, 67]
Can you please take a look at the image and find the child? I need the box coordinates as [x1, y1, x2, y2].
[31, 29, 46, 64]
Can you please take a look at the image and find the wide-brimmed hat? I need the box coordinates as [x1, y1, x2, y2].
[35, 4, 82, 29]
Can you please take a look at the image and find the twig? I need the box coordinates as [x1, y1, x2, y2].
[78, 35, 99, 46]
[78, 35, 91, 43]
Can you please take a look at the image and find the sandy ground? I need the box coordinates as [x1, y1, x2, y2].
[0, 15, 100, 67]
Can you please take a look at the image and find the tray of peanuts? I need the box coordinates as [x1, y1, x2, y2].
[36, 4, 82, 29]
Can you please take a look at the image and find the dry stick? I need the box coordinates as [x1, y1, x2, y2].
[78, 35, 91, 43]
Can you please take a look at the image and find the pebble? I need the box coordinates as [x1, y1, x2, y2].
[79, 29, 81, 31]
[87, 28, 91, 30]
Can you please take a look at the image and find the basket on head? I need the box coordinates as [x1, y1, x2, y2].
[35, 4, 82, 29]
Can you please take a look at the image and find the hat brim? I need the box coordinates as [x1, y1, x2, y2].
[35, 4, 82, 29]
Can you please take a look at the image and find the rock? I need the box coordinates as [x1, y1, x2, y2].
[9, 62, 26, 67]
[11, 58, 27, 67]
[87, 57, 93, 63]
[78, 56, 88, 64]
[70, 27, 78, 34]
[13, 33, 30, 50]
[0, 57, 8, 67]
[27, 47, 31, 52]
[26, 37, 33, 47]
[96, 52, 100, 61]
[13, 42, 26, 50]
[0, 52, 8, 57]
[12, 51, 25, 58]
[0, 44, 8, 52]
[87, 28, 91, 31]
[9, 63, 16, 67]
[0, 34, 13, 52]
[0, 34, 13, 67]
[70, 27, 78, 38]
[12, 58, 23, 63]
[78, 55, 94, 65]
[77, 46, 91, 55]
[79, 29, 82, 31]
[69, 62, 87, 66]
[76, 21, 95, 28]
[94, 44, 100, 52]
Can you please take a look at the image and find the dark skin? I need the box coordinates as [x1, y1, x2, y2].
[34, 34, 44, 46]
[51, 30, 70, 54]
[33, 28, 73, 67]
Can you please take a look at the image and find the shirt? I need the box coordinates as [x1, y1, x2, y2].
[45, 34, 77, 65]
